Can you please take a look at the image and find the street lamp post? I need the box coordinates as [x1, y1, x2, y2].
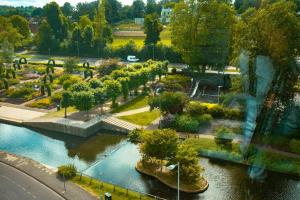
[217, 85, 223, 104]
[168, 162, 180, 200]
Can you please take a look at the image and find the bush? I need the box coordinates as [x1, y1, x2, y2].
[289, 139, 300, 154]
[175, 115, 199, 133]
[196, 114, 213, 125]
[7, 87, 35, 99]
[186, 101, 208, 116]
[214, 127, 234, 150]
[160, 74, 191, 92]
[224, 108, 244, 120]
[57, 164, 77, 180]
[208, 105, 225, 118]
[29, 98, 52, 108]
[51, 92, 62, 103]
[128, 129, 143, 144]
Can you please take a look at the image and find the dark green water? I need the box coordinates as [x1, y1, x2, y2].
[0, 123, 299, 200]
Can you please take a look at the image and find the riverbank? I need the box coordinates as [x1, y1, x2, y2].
[136, 161, 209, 193]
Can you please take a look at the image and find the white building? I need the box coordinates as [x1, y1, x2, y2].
[160, 8, 172, 24]
[134, 18, 144, 25]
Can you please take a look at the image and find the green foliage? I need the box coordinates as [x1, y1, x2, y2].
[196, 114, 213, 125]
[174, 144, 201, 183]
[171, 0, 236, 72]
[160, 74, 191, 92]
[6, 87, 35, 99]
[140, 129, 178, 163]
[175, 114, 199, 133]
[186, 101, 208, 116]
[57, 164, 77, 180]
[61, 91, 72, 118]
[289, 139, 300, 154]
[69, 81, 90, 92]
[9, 15, 30, 39]
[144, 14, 163, 45]
[149, 92, 189, 115]
[0, 16, 22, 48]
[104, 79, 122, 107]
[72, 91, 94, 112]
[97, 59, 123, 77]
[63, 57, 79, 74]
[214, 127, 234, 149]
[128, 129, 143, 144]
[186, 101, 244, 120]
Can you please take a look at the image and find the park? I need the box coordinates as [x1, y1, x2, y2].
[0, 0, 300, 200]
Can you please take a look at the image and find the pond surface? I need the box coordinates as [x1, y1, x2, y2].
[0, 123, 299, 200]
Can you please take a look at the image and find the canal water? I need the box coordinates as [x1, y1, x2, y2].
[0, 123, 299, 200]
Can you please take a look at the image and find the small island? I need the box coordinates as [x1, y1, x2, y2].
[131, 129, 209, 193]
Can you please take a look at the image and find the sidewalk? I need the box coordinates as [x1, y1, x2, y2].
[113, 106, 150, 117]
[0, 151, 97, 200]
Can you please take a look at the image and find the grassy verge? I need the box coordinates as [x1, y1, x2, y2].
[118, 109, 160, 126]
[111, 95, 149, 113]
[72, 175, 154, 200]
[183, 137, 300, 175]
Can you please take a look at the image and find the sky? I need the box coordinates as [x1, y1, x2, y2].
[0, 0, 135, 7]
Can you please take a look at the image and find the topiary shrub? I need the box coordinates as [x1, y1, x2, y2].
[175, 114, 199, 133]
[57, 164, 77, 180]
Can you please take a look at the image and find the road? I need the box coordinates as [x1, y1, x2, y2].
[0, 162, 64, 200]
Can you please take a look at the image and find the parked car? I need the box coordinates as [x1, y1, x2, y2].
[127, 55, 139, 62]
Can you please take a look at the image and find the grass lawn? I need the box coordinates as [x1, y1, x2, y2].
[183, 137, 241, 154]
[72, 175, 153, 200]
[43, 106, 78, 118]
[111, 95, 149, 113]
[118, 109, 160, 126]
[110, 27, 171, 49]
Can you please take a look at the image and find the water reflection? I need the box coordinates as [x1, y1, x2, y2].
[0, 123, 299, 200]
[0, 123, 126, 170]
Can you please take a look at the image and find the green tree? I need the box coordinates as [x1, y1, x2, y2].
[61, 91, 72, 118]
[146, 0, 157, 15]
[171, 0, 236, 72]
[43, 1, 68, 41]
[140, 129, 178, 170]
[144, 14, 163, 45]
[70, 25, 82, 55]
[73, 91, 94, 120]
[132, 0, 145, 18]
[79, 15, 92, 30]
[82, 25, 94, 53]
[63, 57, 79, 74]
[149, 92, 189, 114]
[94, 0, 113, 52]
[36, 20, 56, 52]
[104, 79, 121, 107]
[93, 87, 107, 113]
[9, 15, 30, 39]
[61, 2, 74, 17]
[174, 144, 202, 184]
[0, 16, 22, 47]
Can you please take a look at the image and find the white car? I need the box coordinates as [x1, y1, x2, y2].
[127, 55, 139, 62]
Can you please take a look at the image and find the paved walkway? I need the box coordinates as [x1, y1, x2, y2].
[0, 151, 97, 200]
[113, 106, 150, 117]
[0, 105, 47, 123]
